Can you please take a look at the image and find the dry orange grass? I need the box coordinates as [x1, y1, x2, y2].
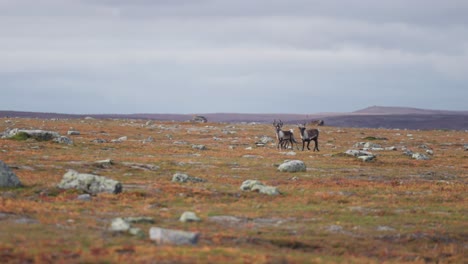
[0, 117, 466, 263]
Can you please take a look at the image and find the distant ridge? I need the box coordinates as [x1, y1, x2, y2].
[354, 105, 468, 115]
[1, 106, 467, 130]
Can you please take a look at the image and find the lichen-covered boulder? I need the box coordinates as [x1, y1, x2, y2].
[240, 180, 280, 195]
[57, 170, 122, 194]
[0, 161, 22, 188]
[149, 227, 199, 245]
[277, 160, 306, 172]
[172, 173, 206, 183]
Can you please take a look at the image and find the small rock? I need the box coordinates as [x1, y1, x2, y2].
[426, 149, 434, 155]
[180, 211, 201, 222]
[110, 218, 131, 232]
[91, 138, 107, 143]
[53, 136, 73, 145]
[412, 153, 430, 160]
[192, 144, 206, 150]
[67, 130, 80, 135]
[358, 155, 375, 162]
[242, 155, 263, 159]
[94, 159, 114, 168]
[240, 180, 280, 195]
[377, 226, 396, 232]
[172, 173, 206, 183]
[0, 160, 22, 188]
[77, 194, 92, 201]
[149, 227, 199, 245]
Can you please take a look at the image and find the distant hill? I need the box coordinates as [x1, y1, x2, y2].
[1, 106, 467, 130]
[353, 105, 468, 115]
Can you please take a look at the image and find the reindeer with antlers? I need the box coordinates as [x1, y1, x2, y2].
[273, 120, 298, 150]
[297, 123, 320, 151]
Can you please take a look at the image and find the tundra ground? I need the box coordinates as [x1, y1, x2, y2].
[0, 118, 466, 263]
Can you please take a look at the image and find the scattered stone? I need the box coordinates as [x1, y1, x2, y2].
[91, 138, 107, 143]
[377, 226, 396, 232]
[208, 215, 245, 226]
[173, 141, 189, 145]
[464, 144, 468, 151]
[0, 161, 22, 188]
[192, 144, 207, 150]
[112, 136, 127, 143]
[180, 211, 201, 222]
[149, 227, 199, 245]
[358, 155, 375, 162]
[426, 149, 434, 155]
[403, 149, 414, 156]
[385, 146, 397, 151]
[326, 225, 343, 233]
[240, 180, 280, 195]
[53, 136, 73, 145]
[258, 136, 274, 145]
[172, 173, 206, 183]
[345, 150, 374, 157]
[77, 194, 92, 201]
[283, 151, 297, 156]
[110, 217, 131, 232]
[57, 170, 122, 194]
[123, 217, 155, 224]
[122, 162, 160, 171]
[67, 130, 80, 136]
[94, 159, 114, 168]
[277, 160, 306, 172]
[412, 153, 430, 160]
[143, 136, 154, 143]
[242, 155, 263, 159]
[364, 142, 381, 149]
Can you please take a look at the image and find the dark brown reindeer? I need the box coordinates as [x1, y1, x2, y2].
[297, 123, 319, 151]
[273, 120, 298, 150]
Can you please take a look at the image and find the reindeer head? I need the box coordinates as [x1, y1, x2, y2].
[273, 119, 284, 131]
[297, 123, 306, 133]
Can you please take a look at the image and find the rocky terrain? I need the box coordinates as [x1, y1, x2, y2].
[0, 116, 466, 263]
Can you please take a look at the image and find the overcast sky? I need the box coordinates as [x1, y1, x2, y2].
[1, 0, 467, 114]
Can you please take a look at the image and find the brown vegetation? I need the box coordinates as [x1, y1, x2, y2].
[0, 117, 466, 263]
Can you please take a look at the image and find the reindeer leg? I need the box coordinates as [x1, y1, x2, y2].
[314, 139, 319, 151]
[306, 140, 311, 150]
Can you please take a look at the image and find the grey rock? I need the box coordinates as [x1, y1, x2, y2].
[180, 211, 201, 222]
[364, 142, 381, 149]
[129, 227, 144, 237]
[149, 227, 199, 245]
[192, 144, 207, 150]
[377, 226, 396, 232]
[385, 146, 397, 151]
[110, 217, 131, 232]
[240, 180, 280, 195]
[0, 160, 22, 188]
[172, 173, 206, 183]
[143, 136, 154, 143]
[358, 155, 375, 162]
[91, 138, 107, 143]
[258, 136, 274, 144]
[242, 155, 263, 159]
[426, 149, 434, 155]
[412, 153, 430, 160]
[53, 136, 73, 145]
[77, 194, 92, 201]
[57, 170, 122, 194]
[345, 150, 374, 157]
[6, 129, 60, 141]
[123, 217, 155, 224]
[277, 160, 306, 172]
[122, 162, 160, 171]
[94, 159, 114, 168]
[67, 130, 80, 135]
[112, 136, 127, 143]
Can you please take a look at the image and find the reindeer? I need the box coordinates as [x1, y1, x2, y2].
[297, 123, 319, 151]
[273, 120, 298, 150]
